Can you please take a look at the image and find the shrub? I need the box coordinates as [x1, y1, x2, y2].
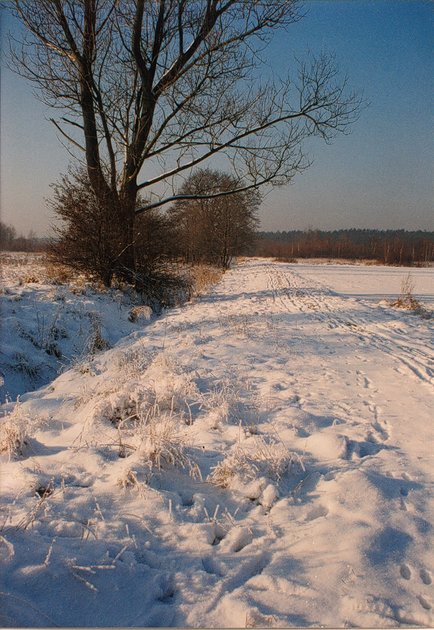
[390, 274, 421, 310]
[49, 169, 177, 292]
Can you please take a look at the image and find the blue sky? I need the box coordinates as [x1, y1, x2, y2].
[1, 1, 433, 235]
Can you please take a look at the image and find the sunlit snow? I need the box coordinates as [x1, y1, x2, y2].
[1, 257, 433, 627]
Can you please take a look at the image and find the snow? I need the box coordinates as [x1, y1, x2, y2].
[1, 257, 433, 627]
[292, 261, 434, 304]
[0, 253, 156, 404]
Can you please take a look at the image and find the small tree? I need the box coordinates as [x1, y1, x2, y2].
[49, 169, 174, 287]
[171, 169, 260, 269]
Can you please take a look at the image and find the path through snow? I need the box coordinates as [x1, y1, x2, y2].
[1, 259, 433, 627]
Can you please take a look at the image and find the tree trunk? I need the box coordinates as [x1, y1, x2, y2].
[117, 185, 138, 286]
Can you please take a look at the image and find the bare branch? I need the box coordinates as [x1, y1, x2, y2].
[50, 118, 86, 152]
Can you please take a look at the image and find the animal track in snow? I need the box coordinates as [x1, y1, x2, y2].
[420, 568, 432, 585]
[202, 552, 271, 617]
[305, 504, 329, 522]
[224, 552, 270, 594]
[344, 438, 381, 460]
[400, 564, 411, 580]
[399, 563, 433, 611]
[157, 574, 176, 603]
[418, 595, 432, 611]
[219, 526, 253, 553]
[362, 402, 390, 442]
[356, 369, 372, 390]
[202, 555, 226, 577]
[398, 480, 413, 512]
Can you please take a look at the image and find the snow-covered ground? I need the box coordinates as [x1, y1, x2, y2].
[293, 261, 434, 305]
[1, 258, 433, 627]
[0, 253, 154, 403]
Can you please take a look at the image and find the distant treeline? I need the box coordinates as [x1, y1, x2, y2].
[0, 222, 48, 252]
[255, 229, 434, 265]
[2, 220, 434, 266]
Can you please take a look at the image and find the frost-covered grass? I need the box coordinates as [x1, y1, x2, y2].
[0, 253, 222, 404]
[0, 257, 433, 627]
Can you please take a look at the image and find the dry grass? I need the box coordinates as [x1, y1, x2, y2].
[0, 404, 28, 459]
[390, 274, 421, 310]
[208, 436, 294, 489]
[274, 256, 298, 263]
[389, 273, 431, 318]
[188, 264, 223, 296]
[143, 414, 189, 469]
[44, 261, 84, 285]
[113, 403, 202, 487]
[128, 305, 153, 323]
[207, 447, 253, 488]
[85, 312, 110, 355]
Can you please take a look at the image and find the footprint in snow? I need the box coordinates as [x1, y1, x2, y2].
[356, 369, 372, 390]
[399, 564, 433, 610]
[344, 438, 381, 460]
[156, 573, 176, 603]
[219, 526, 253, 553]
[420, 569, 432, 585]
[202, 555, 226, 577]
[305, 504, 329, 522]
[400, 564, 411, 580]
[418, 595, 432, 611]
[224, 552, 270, 594]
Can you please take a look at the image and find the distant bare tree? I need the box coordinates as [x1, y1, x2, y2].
[0, 223, 42, 252]
[10, 1, 362, 284]
[171, 169, 260, 268]
[256, 229, 434, 265]
[0, 222, 17, 251]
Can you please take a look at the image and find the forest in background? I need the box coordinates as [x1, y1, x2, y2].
[255, 229, 434, 265]
[0, 223, 46, 253]
[2, 222, 433, 267]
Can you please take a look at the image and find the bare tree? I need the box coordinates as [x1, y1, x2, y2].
[10, 1, 362, 283]
[171, 169, 260, 268]
[0, 223, 17, 251]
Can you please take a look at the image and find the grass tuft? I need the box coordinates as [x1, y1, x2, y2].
[390, 273, 432, 318]
[0, 404, 28, 459]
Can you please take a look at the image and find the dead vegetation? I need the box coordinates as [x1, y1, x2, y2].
[390, 274, 432, 319]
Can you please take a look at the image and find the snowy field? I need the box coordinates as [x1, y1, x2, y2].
[293, 262, 434, 305]
[1, 257, 433, 627]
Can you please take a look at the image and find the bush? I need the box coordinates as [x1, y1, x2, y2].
[49, 170, 124, 287]
[49, 169, 177, 292]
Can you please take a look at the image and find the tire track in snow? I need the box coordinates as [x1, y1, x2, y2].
[266, 263, 433, 388]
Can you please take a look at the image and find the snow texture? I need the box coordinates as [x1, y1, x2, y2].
[1, 256, 433, 627]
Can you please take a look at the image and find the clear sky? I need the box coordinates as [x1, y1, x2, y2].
[1, 0, 433, 236]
